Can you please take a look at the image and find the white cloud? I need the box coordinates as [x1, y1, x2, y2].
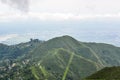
[0, 0, 120, 21]
[0, 0, 29, 12]
[1, 12, 120, 22]
[0, 34, 18, 42]
[30, 0, 120, 14]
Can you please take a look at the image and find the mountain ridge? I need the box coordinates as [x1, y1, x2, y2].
[0, 35, 120, 80]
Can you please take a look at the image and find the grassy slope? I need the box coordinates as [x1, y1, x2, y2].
[86, 66, 120, 80]
[84, 43, 120, 66]
[30, 36, 102, 67]
[1, 36, 120, 80]
[29, 48, 98, 80]
[22, 36, 120, 80]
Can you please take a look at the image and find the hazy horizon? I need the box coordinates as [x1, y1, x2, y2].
[0, 0, 120, 46]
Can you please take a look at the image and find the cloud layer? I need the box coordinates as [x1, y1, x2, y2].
[0, 0, 120, 21]
[1, 12, 120, 22]
[0, 34, 18, 42]
[0, 0, 29, 12]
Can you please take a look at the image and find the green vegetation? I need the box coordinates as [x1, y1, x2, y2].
[0, 35, 120, 80]
[62, 52, 74, 80]
[0, 39, 43, 61]
[85, 66, 120, 80]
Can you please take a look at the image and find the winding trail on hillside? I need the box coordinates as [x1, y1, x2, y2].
[74, 53, 101, 70]
[81, 43, 105, 67]
[62, 52, 74, 80]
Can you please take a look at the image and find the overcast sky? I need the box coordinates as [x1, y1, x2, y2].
[0, 0, 120, 21]
[0, 0, 120, 46]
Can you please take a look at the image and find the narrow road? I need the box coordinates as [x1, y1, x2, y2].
[62, 52, 74, 80]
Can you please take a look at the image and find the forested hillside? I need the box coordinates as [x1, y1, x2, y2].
[0, 35, 120, 80]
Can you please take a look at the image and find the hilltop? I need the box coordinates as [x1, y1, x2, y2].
[0, 35, 120, 80]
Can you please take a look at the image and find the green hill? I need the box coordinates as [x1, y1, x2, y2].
[85, 66, 120, 80]
[1, 35, 120, 80]
[29, 36, 103, 67]
[84, 43, 120, 66]
[24, 35, 101, 80]
[0, 39, 43, 60]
